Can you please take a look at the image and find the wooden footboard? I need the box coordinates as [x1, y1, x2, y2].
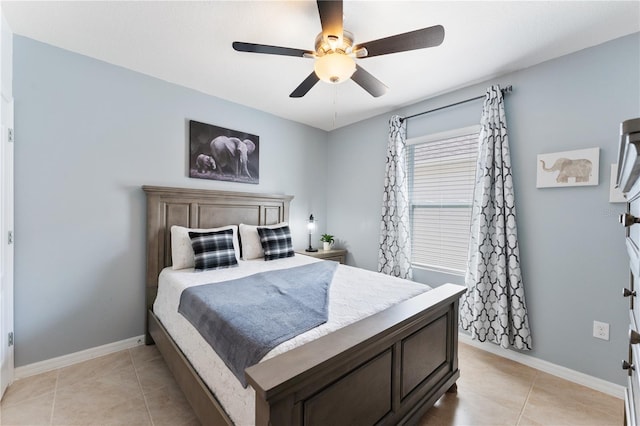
[149, 283, 464, 426]
[246, 283, 465, 426]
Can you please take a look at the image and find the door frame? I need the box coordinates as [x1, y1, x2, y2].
[0, 94, 14, 399]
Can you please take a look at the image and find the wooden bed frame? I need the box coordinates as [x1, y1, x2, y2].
[143, 185, 466, 425]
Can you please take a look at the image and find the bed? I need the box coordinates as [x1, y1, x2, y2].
[143, 185, 466, 425]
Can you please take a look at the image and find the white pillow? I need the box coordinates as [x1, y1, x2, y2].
[170, 225, 240, 270]
[239, 222, 288, 260]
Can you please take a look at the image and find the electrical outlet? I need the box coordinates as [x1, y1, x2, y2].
[593, 321, 610, 341]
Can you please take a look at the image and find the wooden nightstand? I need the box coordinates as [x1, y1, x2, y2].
[296, 248, 347, 264]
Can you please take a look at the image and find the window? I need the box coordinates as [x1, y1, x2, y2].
[407, 126, 480, 275]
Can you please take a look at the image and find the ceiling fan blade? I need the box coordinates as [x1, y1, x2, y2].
[233, 41, 313, 58]
[351, 65, 388, 97]
[317, 0, 343, 42]
[355, 25, 445, 58]
[290, 72, 320, 98]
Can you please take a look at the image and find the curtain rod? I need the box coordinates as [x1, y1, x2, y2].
[400, 85, 513, 123]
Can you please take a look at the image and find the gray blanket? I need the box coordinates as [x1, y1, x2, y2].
[178, 260, 338, 387]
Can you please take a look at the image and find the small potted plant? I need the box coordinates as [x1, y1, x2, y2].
[320, 234, 335, 251]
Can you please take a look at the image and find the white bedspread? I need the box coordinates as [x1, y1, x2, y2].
[153, 254, 431, 426]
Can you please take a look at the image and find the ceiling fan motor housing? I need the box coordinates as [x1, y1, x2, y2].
[314, 30, 354, 56]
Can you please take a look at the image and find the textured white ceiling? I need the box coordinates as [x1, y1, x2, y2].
[2, 1, 639, 131]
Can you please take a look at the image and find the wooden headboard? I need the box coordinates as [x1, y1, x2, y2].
[142, 185, 293, 312]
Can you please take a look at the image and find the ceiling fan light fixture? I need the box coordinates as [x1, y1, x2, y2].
[314, 52, 356, 84]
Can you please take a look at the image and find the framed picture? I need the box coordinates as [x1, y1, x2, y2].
[536, 147, 599, 188]
[189, 120, 259, 184]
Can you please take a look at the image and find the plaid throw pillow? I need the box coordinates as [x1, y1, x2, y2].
[189, 229, 239, 271]
[257, 225, 294, 261]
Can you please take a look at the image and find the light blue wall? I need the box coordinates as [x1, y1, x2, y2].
[327, 33, 640, 385]
[13, 31, 640, 387]
[13, 36, 328, 366]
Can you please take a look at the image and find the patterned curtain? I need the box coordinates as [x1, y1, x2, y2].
[378, 115, 412, 279]
[460, 85, 532, 350]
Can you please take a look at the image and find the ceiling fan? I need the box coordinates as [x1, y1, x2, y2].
[232, 0, 444, 98]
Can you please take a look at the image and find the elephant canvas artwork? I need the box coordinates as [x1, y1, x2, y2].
[189, 120, 259, 184]
[536, 147, 599, 188]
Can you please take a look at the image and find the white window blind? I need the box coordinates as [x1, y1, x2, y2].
[407, 126, 480, 274]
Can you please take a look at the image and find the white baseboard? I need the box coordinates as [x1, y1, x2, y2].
[458, 333, 625, 399]
[14, 335, 146, 380]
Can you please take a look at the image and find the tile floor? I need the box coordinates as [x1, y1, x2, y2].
[0, 342, 623, 425]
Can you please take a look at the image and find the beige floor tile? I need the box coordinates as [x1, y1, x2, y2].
[135, 356, 180, 395]
[56, 351, 134, 391]
[52, 397, 151, 425]
[52, 370, 150, 425]
[419, 387, 524, 426]
[518, 372, 623, 426]
[1, 391, 54, 425]
[145, 382, 200, 426]
[129, 344, 162, 369]
[531, 372, 623, 416]
[0, 370, 57, 407]
[460, 343, 538, 379]
[457, 345, 536, 413]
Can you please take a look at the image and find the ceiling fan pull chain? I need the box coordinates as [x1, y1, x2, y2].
[333, 85, 338, 129]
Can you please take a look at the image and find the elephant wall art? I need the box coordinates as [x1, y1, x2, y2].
[536, 147, 599, 188]
[189, 120, 259, 184]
